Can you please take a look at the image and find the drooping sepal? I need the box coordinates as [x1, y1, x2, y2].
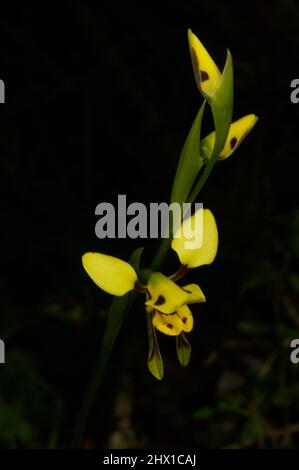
[176, 332, 191, 366]
[147, 310, 164, 380]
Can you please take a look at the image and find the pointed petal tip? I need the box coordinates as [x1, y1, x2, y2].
[187, 28, 193, 40]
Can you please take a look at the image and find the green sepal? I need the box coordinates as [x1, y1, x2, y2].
[147, 311, 164, 380]
[210, 49, 234, 159]
[176, 332, 191, 366]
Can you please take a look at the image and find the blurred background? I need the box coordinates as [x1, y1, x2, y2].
[1, 0, 299, 449]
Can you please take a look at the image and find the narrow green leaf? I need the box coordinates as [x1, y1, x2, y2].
[72, 246, 143, 448]
[129, 246, 144, 273]
[139, 268, 153, 285]
[101, 246, 144, 353]
[170, 101, 206, 205]
[238, 320, 272, 335]
[147, 311, 164, 380]
[176, 332, 191, 366]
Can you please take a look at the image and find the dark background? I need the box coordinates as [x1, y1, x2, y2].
[1, 0, 299, 448]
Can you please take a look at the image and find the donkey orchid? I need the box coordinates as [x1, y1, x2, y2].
[188, 30, 257, 161]
[82, 208, 218, 378]
[73, 29, 259, 449]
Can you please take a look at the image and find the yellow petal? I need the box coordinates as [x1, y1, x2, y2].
[201, 114, 258, 160]
[176, 305, 194, 333]
[188, 29, 222, 99]
[82, 252, 137, 296]
[183, 284, 206, 304]
[145, 272, 189, 314]
[171, 208, 218, 268]
[152, 311, 183, 336]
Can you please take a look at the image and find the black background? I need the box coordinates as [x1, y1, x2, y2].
[1, 0, 299, 449]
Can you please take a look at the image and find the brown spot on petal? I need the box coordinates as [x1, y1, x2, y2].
[200, 70, 209, 82]
[166, 323, 173, 329]
[182, 317, 187, 324]
[154, 295, 166, 306]
[230, 137, 237, 149]
[190, 48, 201, 87]
[191, 47, 199, 69]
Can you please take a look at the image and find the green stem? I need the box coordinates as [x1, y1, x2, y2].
[150, 236, 172, 272]
[72, 151, 220, 448]
[71, 291, 138, 448]
[71, 232, 176, 447]
[187, 158, 217, 204]
[150, 209, 176, 272]
[71, 337, 114, 448]
[72, 95, 225, 446]
[72, 160, 218, 447]
[170, 265, 191, 282]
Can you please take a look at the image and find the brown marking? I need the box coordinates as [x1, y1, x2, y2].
[191, 48, 201, 86]
[230, 137, 237, 149]
[200, 70, 209, 82]
[191, 47, 199, 69]
[166, 323, 173, 329]
[182, 288, 191, 294]
[154, 295, 166, 306]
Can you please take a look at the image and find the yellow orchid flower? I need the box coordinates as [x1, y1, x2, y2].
[200, 114, 258, 160]
[171, 208, 218, 268]
[82, 207, 218, 378]
[188, 29, 222, 99]
[82, 253, 205, 334]
[82, 208, 217, 325]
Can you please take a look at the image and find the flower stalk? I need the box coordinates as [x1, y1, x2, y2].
[72, 28, 258, 448]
